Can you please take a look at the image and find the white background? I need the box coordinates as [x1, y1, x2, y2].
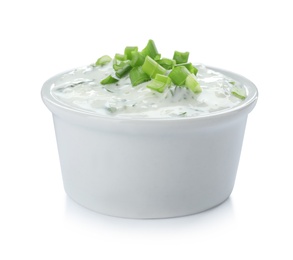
[1, 0, 292, 259]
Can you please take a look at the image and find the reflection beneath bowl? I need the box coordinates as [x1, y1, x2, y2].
[64, 194, 235, 233]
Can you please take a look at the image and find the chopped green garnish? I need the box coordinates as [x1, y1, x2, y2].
[173, 51, 189, 64]
[147, 80, 167, 93]
[142, 56, 166, 78]
[192, 66, 198, 75]
[231, 86, 247, 99]
[114, 53, 127, 61]
[129, 66, 150, 86]
[175, 63, 198, 75]
[94, 40, 202, 95]
[185, 74, 202, 93]
[124, 46, 138, 60]
[130, 51, 145, 67]
[113, 60, 131, 71]
[100, 75, 119, 85]
[147, 74, 171, 93]
[157, 58, 176, 70]
[168, 66, 190, 86]
[115, 64, 132, 78]
[141, 39, 159, 59]
[155, 74, 171, 84]
[95, 55, 112, 66]
[154, 54, 161, 61]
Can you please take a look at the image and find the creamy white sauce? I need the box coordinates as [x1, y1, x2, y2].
[51, 63, 247, 118]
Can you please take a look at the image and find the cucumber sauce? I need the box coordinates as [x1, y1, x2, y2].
[51, 62, 246, 118]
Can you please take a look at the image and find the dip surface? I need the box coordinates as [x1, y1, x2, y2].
[51, 63, 247, 119]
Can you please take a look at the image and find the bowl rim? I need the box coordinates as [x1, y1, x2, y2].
[41, 65, 258, 123]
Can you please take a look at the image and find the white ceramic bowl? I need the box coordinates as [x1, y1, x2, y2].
[41, 66, 258, 219]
